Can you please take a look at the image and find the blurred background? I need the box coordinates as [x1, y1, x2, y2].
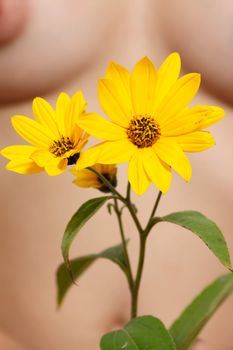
[0, 0, 232, 349]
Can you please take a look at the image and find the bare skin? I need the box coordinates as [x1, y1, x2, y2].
[0, 0, 233, 349]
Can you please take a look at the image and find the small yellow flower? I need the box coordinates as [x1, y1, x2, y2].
[1, 92, 89, 175]
[71, 164, 117, 193]
[76, 53, 224, 195]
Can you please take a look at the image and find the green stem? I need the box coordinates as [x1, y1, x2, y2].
[87, 166, 125, 202]
[113, 198, 134, 291]
[131, 191, 163, 318]
[149, 191, 163, 222]
[127, 202, 144, 235]
[88, 166, 143, 234]
[145, 191, 162, 235]
[131, 234, 147, 318]
[87, 167, 162, 320]
[126, 182, 131, 201]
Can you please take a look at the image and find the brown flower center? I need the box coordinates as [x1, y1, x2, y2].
[49, 136, 74, 157]
[127, 115, 161, 148]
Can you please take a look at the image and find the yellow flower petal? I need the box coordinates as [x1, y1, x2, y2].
[106, 61, 130, 83]
[2, 145, 43, 174]
[153, 52, 181, 112]
[169, 131, 216, 152]
[157, 73, 201, 125]
[76, 143, 105, 170]
[73, 132, 89, 153]
[196, 106, 225, 129]
[72, 163, 117, 190]
[6, 159, 43, 174]
[128, 149, 150, 195]
[96, 139, 135, 164]
[56, 92, 71, 136]
[130, 57, 157, 115]
[31, 150, 55, 168]
[161, 105, 225, 136]
[98, 78, 132, 127]
[66, 91, 86, 138]
[31, 150, 69, 175]
[12, 115, 53, 148]
[73, 176, 100, 188]
[105, 61, 133, 119]
[32, 97, 60, 139]
[95, 164, 117, 175]
[44, 157, 67, 176]
[77, 139, 135, 169]
[77, 113, 126, 141]
[143, 148, 172, 193]
[71, 168, 100, 188]
[154, 138, 192, 181]
[1, 145, 38, 160]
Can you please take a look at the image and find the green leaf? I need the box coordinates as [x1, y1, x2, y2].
[98, 241, 129, 274]
[160, 211, 231, 269]
[56, 255, 96, 306]
[100, 315, 177, 350]
[57, 242, 129, 306]
[61, 196, 109, 266]
[170, 273, 233, 350]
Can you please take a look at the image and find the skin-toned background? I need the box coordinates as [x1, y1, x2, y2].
[0, 0, 233, 349]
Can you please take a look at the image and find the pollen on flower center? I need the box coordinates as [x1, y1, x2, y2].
[127, 115, 161, 148]
[49, 136, 74, 157]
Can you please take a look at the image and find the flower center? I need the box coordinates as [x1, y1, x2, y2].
[127, 115, 161, 148]
[49, 136, 74, 157]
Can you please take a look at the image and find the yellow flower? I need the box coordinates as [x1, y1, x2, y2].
[76, 53, 224, 195]
[1, 92, 89, 175]
[71, 164, 117, 193]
